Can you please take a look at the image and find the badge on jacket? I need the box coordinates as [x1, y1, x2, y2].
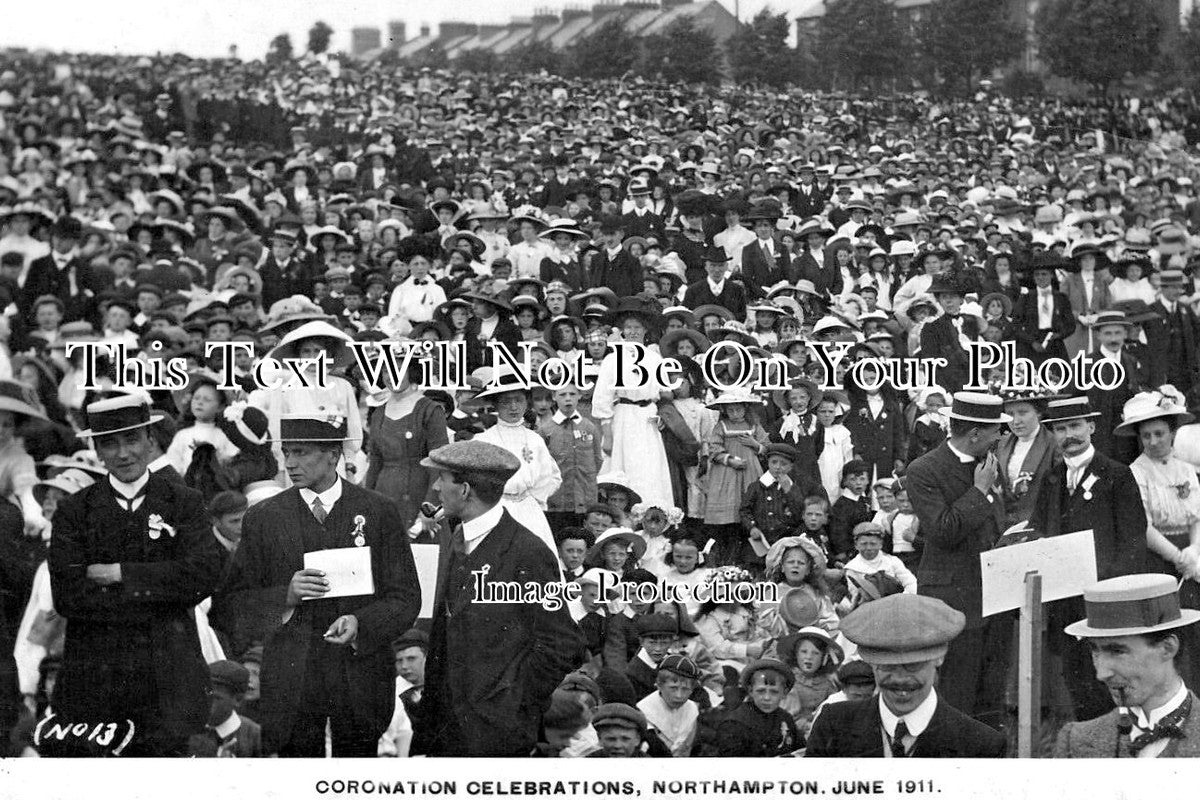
[147, 513, 176, 540]
[351, 514, 366, 547]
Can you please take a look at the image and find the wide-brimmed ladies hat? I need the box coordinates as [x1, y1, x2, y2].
[979, 292, 1013, 318]
[473, 366, 535, 401]
[78, 393, 165, 439]
[1065, 574, 1200, 638]
[538, 218, 588, 241]
[607, 296, 660, 329]
[713, 320, 756, 347]
[705, 389, 758, 409]
[692, 304, 734, 323]
[901, 294, 939, 322]
[772, 376, 823, 412]
[597, 472, 643, 506]
[1114, 389, 1195, 436]
[586, 527, 648, 567]
[268, 320, 354, 365]
[659, 328, 710, 357]
[0, 379, 48, 424]
[443, 230, 486, 260]
[777, 626, 844, 670]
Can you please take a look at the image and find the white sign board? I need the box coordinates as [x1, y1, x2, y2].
[412, 543, 440, 619]
[980, 530, 1097, 617]
[303, 547, 374, 599]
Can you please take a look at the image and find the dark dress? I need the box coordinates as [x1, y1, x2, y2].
[363, 396, 449, 532]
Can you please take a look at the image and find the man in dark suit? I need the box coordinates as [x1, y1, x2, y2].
[1086, 310, 1150, 464]
[258, 229, 314, 310]
[1010, 256, 1075, 365]
[793, 220, 842, 298]
[19, 215, 98, 326]
[47, 394, 226, 756]
[1145, 270, 1199, 398]
[807, 593, 1006, 757]
[620, 180, 665, 240]
[463, 292, 521, 372]
[904, 392, 1008, 725]
[683, 247, 747, 320]
[1055, 574, 1200, 758]
[412, 441, 582, 757]
[220, 412, 421, 756]
[919, 278, 980, 394]
[590, 216, 642, 300]
[792, 165, 825, 219]
[1030, 396, 1148, 721]
[739, 205, 787, 301]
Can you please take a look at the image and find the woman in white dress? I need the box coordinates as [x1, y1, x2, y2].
[473, 371, 562, 557]
[592, 299, 674, 508]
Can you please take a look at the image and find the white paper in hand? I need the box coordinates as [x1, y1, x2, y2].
[303, 547, 375, 599]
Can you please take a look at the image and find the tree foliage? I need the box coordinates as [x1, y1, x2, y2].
[455, 48, 500, 75]
[504, 40, 563, 75]
[266, 33, 293, 65]
[726, 9, 799, 88]
[409, 43, 449, 71]
[1035, 0, 1161, 93]
[920, 0, 1023, 94]
[570, 17, 639, 79]
[1175, 7, 1200, 90]
[819, 0, 909, 90]
[637, 18, 721, 84]
[307, 21, 334, 55]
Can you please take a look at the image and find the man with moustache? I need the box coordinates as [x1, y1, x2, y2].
[805, 593, 1006, 757]
[1055, 574, 1200, 758]
[1030, 396, 1148, 722]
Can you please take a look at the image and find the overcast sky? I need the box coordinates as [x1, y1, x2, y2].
[1, 0, 826, 59]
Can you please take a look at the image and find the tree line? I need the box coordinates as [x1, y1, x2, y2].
[273, 1, 1200, 95]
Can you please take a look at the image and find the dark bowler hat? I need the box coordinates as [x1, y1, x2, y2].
[419, 440, 521, 485]
[78, 394, 165, 439]
[840, 593, 966, 664]
[209, 660, 250, 695]
[1043, 396, 1100, 425]
[276, 410, 349, 443]
[702, 246, 731, 264]
[1065, 574, 1200, 638]
[928, 276, 962, 297]
[946, 391, 1012, 425]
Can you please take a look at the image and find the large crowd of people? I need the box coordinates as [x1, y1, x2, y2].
[1, 46, 1200, 759]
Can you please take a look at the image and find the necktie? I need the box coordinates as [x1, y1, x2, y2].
[1041, 293, 1052, 318]
[1129, 695, 1192, 755]
[311, 497, 327, 524]
[763, 241, 773, 261]
[116, 491, 145, 513]
[891, 720, 910, 757]
[452, 523, 467, 557]
[1067, 463, 1084, 493]
[413, 279, 427, 285]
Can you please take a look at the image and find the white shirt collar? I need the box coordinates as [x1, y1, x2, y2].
[299, 478, 343, 511]
[212, 526, 238, 552]
[708, 278, 725, 294]
[552, 409, 581, 424]
[1131, 680, 1189, 734]
[606, 246, 622, 259]
[147, 453, 172, 473]
[946, 441, 975, 463]
[213, 711, 241, 739]
[1062, 445, 1095, 472]
[840, 488, 864, 502]
[109, 470, 149, 498]
[880, 687, 938, 738]
[461, 502, 505, 550]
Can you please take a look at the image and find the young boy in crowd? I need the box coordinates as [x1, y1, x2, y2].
[556, 527, 594, 581]
[187, 660, 264, 757]
[541, 386, 602, 531]
[625, 613, 682, 700]
[798, 495, 835, 568]
[811, 659, 877, 724]
[740, 444, 809, 572]
[890, 479, 921, 570]
[583, 503, 617, 541]
[869, 477, 898, 545]
[714, 660, 800, 757]
[539, 689, 603, 757]
[828, 459, 873, 565]
[637, 655, 702, 758]
[592, 704, 651, 757]
[842, 522, 917, 602]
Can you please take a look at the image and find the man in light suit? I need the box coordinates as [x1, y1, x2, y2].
[1055, 574, 1200, 758]
[806, 593, 1006, 757]
[412, 441, 581, 756]
[221, 412, 421, 756]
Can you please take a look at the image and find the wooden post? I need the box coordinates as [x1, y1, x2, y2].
[1017, 571, 1043, 758]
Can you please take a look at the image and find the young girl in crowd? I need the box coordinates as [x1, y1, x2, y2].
[778, 627, 842, 737]
[758, 536, 838, 636]
[693, 566, 773, 673]
[890, 480, 921, 570]
[169, 373, 238, 478]
[814, 395, 853, 501]
[703, 391, 769, 566]
[908, 386, 949, 463]
[662, 532, 712, 618]
[632, 502, 683, 579]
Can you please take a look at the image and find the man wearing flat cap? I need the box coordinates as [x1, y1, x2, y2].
[412, 440, 582, 757]
[47, 394, 225, 756]
[806, 594, 1006, 757]
[1055, 574, 1200, 758]
[221, 411, 421, 756]
[903, 391, 1009, 725]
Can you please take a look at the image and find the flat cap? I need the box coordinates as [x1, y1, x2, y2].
[840, 593, 965, 664]
[657, 654, 701, 681]
[559, 671, 602, 705]
[419, 441, 520, 483]
[635, 613, 678, 638]
[209, 659, 250, 694]
[391, 628, 429, 652]
[592, 703, 647, 733]
[836, 660, 876, 686]
[740, 658, 795, 691]
[852, 521, 886, 539]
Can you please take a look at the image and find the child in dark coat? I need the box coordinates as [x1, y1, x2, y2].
[714, 660, 800, 756]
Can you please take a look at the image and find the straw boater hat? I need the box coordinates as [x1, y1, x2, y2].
[1114, 389, 1195, 436]
[1065, 574, 1200, 638]
[945, 391, 1012, 425]
[1042, 396, 1100, 425]
[78, 394, 165, 439]
[0, 379, 48, 424]
[274, 410, 350, 443]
